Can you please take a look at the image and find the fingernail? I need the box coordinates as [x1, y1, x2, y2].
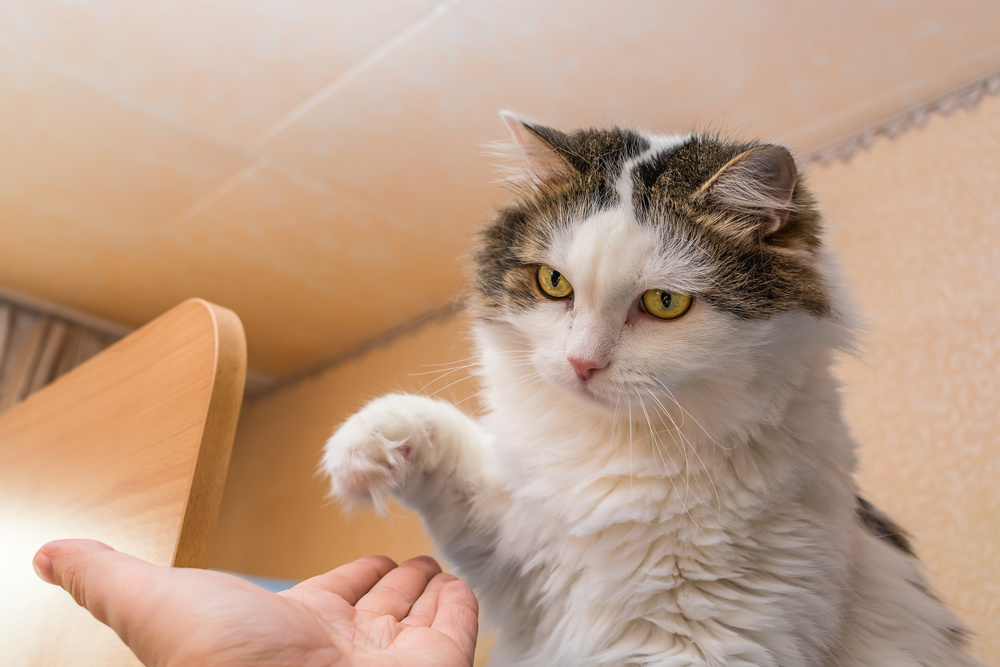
[33, 548, 55, 585]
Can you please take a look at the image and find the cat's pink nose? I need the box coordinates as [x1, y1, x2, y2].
[568, 355, 604, 381]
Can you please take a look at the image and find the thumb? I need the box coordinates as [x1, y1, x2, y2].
[33, 539, 154, 636]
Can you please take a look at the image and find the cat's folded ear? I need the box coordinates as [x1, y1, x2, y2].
[695, 144, 800, 244]
[500, 111, 581, 186]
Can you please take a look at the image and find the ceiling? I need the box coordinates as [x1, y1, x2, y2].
[2, 1, 999, 382]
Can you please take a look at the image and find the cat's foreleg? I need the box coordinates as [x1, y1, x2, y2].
[322, 393, 499, 556]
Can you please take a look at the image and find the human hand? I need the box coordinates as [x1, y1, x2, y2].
[33, 539, 478, 667]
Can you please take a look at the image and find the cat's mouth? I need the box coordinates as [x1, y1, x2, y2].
[565, 368, 680, 419]
[567, 372, 622, 410]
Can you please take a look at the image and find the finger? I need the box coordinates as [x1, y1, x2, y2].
[296, 554, 398, 606]
[33, 539, 160, 636]
[355, 555, 442, 621]
[431, 578, 479, 662]
[400, 572, 454, 629]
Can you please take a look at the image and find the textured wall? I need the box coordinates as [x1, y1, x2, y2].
[811, 94, 1000, 663]
[211, 94, 999, 664]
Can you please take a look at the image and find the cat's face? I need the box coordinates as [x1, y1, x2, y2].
[472, 114, 833, 416]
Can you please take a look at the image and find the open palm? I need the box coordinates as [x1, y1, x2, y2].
[34, 540, 478, 667]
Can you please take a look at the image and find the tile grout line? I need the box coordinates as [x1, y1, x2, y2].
[159, 160, 267, 236]
[101, 160, 266, 315]
[0, 28, 252, 160]
[246, 0, 463, 152]
[262, 158, 417, 232]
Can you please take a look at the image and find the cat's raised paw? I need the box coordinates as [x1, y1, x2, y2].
[321, 394, 436, 512]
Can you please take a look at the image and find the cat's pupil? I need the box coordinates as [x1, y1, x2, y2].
[550, 270, 562, 286]
[660, 291, 672, 309]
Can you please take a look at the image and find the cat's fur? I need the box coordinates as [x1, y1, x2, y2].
[322, 113, 982, 666]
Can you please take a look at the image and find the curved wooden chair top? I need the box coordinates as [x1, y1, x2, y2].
[0, 298, 246, 665]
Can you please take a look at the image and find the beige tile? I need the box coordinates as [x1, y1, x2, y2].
[0, 0, 436, 148]
[253, 8, 576, 265]
[0, 39, 248, 315]
[454, 0, 1000, 151]
[104, 163, 462, 374]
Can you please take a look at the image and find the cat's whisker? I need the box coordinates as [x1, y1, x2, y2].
[634, 387, 670, 478]
[469, 365, 540, 395]
[440, 358, 533, 400]
[416, 355, 532, 389]
[415, 358, 538, 396]
[411, 356, 524, 394]
[635, 386, 705, 534]
[626, 393, 634, 494]
[459, 366, 546, 414]
[518, 376, 556, 414]
[410, 366, 474, 379]
[701, 348, 725, 371]
[424, 371, 485, 399]
[609, 393, 632, 497]
[645, 386, 722, 521]
[416, 355, 483, 368]
[641, 387, 696, 507]
[415, 372, 473, 397]
[652, 377, 734, 453]
[453, 393, 485, 411]
[409, 357, 506, 377]
[645, 384, 726, 520]
[507, 373, 546, 393]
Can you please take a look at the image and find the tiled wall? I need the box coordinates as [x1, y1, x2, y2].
[817, 93, 1000, 663]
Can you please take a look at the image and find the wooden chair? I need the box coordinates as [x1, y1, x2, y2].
[0, 299, 246, 665]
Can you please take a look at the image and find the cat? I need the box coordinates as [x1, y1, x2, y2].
[322, 112, 982, 666]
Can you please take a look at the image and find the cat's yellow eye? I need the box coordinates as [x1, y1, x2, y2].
[642, 289, 692, 320]
[536, 264, 573, 299]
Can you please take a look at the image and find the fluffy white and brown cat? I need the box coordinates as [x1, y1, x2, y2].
[322, 114, 982, 666]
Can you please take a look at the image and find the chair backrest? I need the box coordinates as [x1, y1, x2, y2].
[0, 299, 246, 666]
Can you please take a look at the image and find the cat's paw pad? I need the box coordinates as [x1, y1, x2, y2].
[321, 395, 433, 512]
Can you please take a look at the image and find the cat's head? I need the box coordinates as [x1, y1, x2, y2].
[471, 113, 844, 426]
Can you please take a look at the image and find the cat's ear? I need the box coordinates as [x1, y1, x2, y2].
[696, 144, 798, 241]
[500, 111, 579, 186]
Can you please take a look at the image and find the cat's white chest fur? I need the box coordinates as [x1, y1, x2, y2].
[464, 388, 838, 667]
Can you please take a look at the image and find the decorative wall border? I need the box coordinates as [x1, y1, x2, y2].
[805, 70, 1000, 166]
